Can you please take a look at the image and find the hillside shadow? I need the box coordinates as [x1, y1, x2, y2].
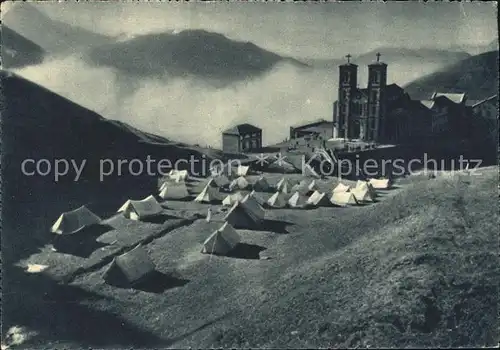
[2, 266, 166, 348]
[227, 243, 267, 260]
[140, 213, 177, 224]
[52, 224, 114, 257]
[258, 219, 294, 234]
[133, 271, 190, 294]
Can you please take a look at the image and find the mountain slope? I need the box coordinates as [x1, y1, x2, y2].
[0, 70, 208, 263]
[1, 26, 45, 69]
[403, 50, 499, 100]
[1, 2, 112, 55]
[86, 29, 309, 84]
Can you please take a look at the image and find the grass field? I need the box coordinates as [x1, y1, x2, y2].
[2, 167, 498, 348]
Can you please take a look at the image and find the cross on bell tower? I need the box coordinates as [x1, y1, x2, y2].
[346, 54, 352, 64]
[376, 52, 381, 62]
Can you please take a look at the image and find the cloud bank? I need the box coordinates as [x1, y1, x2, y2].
[13, 54, 448, 148]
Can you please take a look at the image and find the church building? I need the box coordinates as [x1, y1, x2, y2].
[332, 53, 433, 144]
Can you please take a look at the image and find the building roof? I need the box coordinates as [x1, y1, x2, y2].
[431, 92, 467, 104]
[223, 123, 262, 135]
[368, 61, 388, 67]
[386, 83, 404, 98]
[301, 124, 334, 134]
[291, 118, 330, 129]
[420, 100, 435, 109]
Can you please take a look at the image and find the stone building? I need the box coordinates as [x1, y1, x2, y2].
[222, 123, 262, 153]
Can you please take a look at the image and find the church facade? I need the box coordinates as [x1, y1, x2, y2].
[332, 54, 434, 144]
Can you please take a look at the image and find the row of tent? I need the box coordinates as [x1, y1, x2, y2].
[49, 176, 391, 286]
[103, 220, 245, 287]
[51, 177, 391, 235]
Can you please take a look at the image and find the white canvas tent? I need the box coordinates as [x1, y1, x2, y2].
[241, 194, 266, 220]
[224, 201, 263, 229]
[291, 179, 317, 195]
[330, 192, 359, 206]
[168, 169, 189, 182]
[236, 165, 250, 176]
[266, 192, 289, 208]
[351, 188, 374, 203]
[117, 195, 164, 220]
[229, 176, 250, 191]
[276, 177, 293, 193]
[288, 191, 309, 209]
[252, 176, 270, 192]
[355, 180, 377, 198]
[307, 190, 331, 207]
[202, 222, 241, 255]
[51, 205, 102, 235]
[369, 178, 391, 190]
[194, 184, 222, 203]
[222, 192, 245, 207]
[102, 244, 156, 286]
[332, 183, 351, 193]
[159, 182, 190, 200]
[308, 180, 319, 192]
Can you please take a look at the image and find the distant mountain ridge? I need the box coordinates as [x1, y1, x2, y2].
[304, 47, 471, 69]
[1, 2, 113, 54]
[1, 26, 45, 69]
[86, 29, 309, 85]
[403, 50, 499, 100]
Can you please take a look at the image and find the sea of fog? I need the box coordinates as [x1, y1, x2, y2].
[13, 55, 443, 148]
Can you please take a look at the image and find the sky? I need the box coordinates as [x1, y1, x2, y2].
[3, 1, 498, 59]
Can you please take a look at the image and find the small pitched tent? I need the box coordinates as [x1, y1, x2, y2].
[369, 178, 391, 190]
[351, 188, 374, 203]
[308, 180, 319, 192]
[288, 191, 309, 209]
[194, 184, 222, 203]
[229, 176, 250, 191]
[102, 244, 156, 287]
[266, 192, 289, 208]
[307, 190, 331, 207]
[224, 201, 263, 229]
[159, 182, 190, 200]
[355, 180, 377, 198]
[236, 165, 250, 177]
[241, 194, 266, 220]
[276, 177, 293, 193]
[222, 192, 245, 207]
[118, 195, 164, 220]
[202, 222, 241, 255]
[303, 163, 321, 178]
[51, 206, 102, 235]
[332, 183, 351, 193]
[169, 169, 189, 182]
[291, 179, 317, 195]
[252, 176, 270, 192]
[330, 192, 359, 207]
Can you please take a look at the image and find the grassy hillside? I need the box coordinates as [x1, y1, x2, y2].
[5, 169, 497, 348]
[1, 26, 45, 69]
[404, 50, 499, 100]
[87, 29, 308, 84]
